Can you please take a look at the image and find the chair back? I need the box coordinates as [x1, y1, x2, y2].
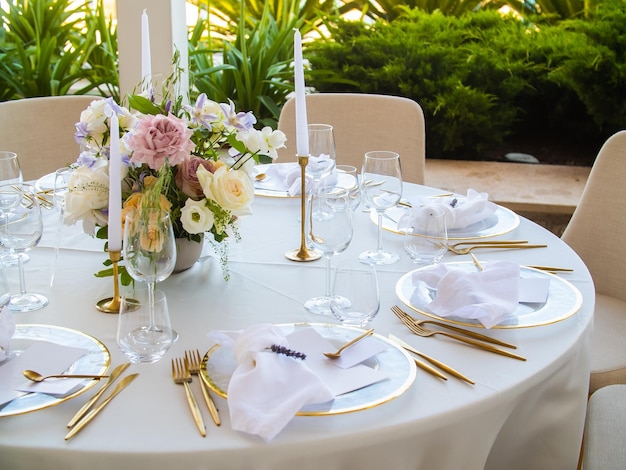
[277, 93, 426, 184]
[0, 95, 101, 180]
[562, 130, 626, 301]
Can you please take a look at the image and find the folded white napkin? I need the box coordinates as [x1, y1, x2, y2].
[407, 189, 497, 230]
[411, 261, 520, 328]
[208, 324, 334, 441]
[0, 306, 15, 362]
[257, 161, 338, 196]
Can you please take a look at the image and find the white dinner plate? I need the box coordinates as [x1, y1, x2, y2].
[200, 322, 416, 416]
[396, 262, 583, 329]
[371, 202, 520, 240]
[0, 324, 111, 417]
[35, 172, 56, 192]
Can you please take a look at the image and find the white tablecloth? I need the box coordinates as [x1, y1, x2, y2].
[0, 182, 593, 470]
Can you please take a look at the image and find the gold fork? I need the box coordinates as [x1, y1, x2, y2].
[405, 320, 526, 361]
[391, 305, 517, 349]
[185, 349, 220, 426]
[447, 242, 547, 255]
[171, 357, 206, 437]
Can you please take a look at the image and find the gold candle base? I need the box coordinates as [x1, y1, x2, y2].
[96, 250, 122, 313]
[285, 155, 321, 262]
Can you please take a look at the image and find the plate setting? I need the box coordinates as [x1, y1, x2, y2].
[0, 324, 111, 417]
[200, 322, 416, 416]
[395, 262, 583, 329]
[371, 202, 520, 240]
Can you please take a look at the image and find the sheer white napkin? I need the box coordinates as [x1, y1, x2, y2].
[411, 261, 520, 328]
[208, 324, 334, 441]
[406, 189, 497, 230]
[255, 161, 338, 196]
[0, 306, 15, 362]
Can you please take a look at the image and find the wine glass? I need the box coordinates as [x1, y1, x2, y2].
[359, 151, 403, 265]
[0, 151, 24, 268]
[304, 187, 353, 315]
[0, 183, 48, 312]
[330, 259, 380, 327]
[121, 208, 177, 362]
[50, 167, 74, 286]
[306, 124, 337, 187]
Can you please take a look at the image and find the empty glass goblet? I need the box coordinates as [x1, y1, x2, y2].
[117, 288, 174, 363]
[122, 208, 177, 356]
[305, 187, 353, 315]
[0, 183, 48, 312]
[0, 151, 24, 268]
[359, 151, 403, 265]
[330, 259, 380, 327]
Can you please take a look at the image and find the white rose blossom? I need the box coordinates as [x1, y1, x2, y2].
[64, 166, 110, 235]
[197, 165, 254, 217]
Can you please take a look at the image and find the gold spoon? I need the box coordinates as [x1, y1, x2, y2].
[23, 369, 109, 382]
[255, 173, 267, 181]
[323, 328, 375, 359]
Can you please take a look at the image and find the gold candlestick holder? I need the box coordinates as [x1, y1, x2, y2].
[285, 155, 321, 262]
[96, 250, 122, 313]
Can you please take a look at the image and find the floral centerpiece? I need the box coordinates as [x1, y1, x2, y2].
[64, 77, 286, 281]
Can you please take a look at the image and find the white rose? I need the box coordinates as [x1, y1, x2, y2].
[79, 99, 110, 143]
[197, 166, 254, 216]
[63, 166, 110, 234]
[180, 199, 215, 234]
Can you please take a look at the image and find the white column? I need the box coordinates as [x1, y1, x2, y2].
[115, 0, 188, 100]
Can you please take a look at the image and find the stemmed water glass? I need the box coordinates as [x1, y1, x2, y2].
[359, 151, 403, 265]
[304, 187, 353, 315]
[306, 124, 337, 188]
[0, 151, 24, 268]
[118, 208, 177, 363]
[0, 183, 48, 312]
[50, 167, 73, 286]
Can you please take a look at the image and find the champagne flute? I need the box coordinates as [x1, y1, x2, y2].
[304, 187, 353, 315]
[0, 183, 48, 312]
[121, 208, 177, 362]
[359, 151, 403, 265]
[0, 151, 25, 268]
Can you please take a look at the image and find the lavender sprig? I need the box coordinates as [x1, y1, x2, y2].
[450, 197, 458, 208]
[268, 344, 307, 360]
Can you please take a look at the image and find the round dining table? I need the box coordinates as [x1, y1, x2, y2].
[0, 180, 593, 470]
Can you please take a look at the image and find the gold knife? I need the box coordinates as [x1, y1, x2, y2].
[65, 373, 139, 440]
[67, 363, 131, 428]
[389, 334, 475, 385]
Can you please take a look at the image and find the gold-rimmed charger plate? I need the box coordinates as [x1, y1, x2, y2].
[396, 262, 583, 329]
[371, 203, 520, 240]
[200, 322, 416, 416]
[253, 164, 297, 198]
[0, 324, 111, 417]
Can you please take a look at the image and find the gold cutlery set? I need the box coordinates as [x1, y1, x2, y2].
[64, 363, 137, 440]
[171, 350, 221, 437]
[391, 305, 527, 383]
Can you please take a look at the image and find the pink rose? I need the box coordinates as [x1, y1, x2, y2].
[175, 156, 219, 198]
[127, 113, 195, 170]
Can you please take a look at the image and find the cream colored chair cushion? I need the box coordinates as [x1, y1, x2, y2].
[0, 95, 101, 180]
[277, 93, 426, 184]
[562, 130, 626, 394]
[583, 384, 626, 469]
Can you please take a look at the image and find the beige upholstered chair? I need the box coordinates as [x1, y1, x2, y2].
[277, 93, 426, 184]
[583, 384, 626, 469]
[0, 95, 101, 180]
[562, 130, 626, 394]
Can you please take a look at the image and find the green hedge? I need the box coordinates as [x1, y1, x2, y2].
[306, 0, 626, 160]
